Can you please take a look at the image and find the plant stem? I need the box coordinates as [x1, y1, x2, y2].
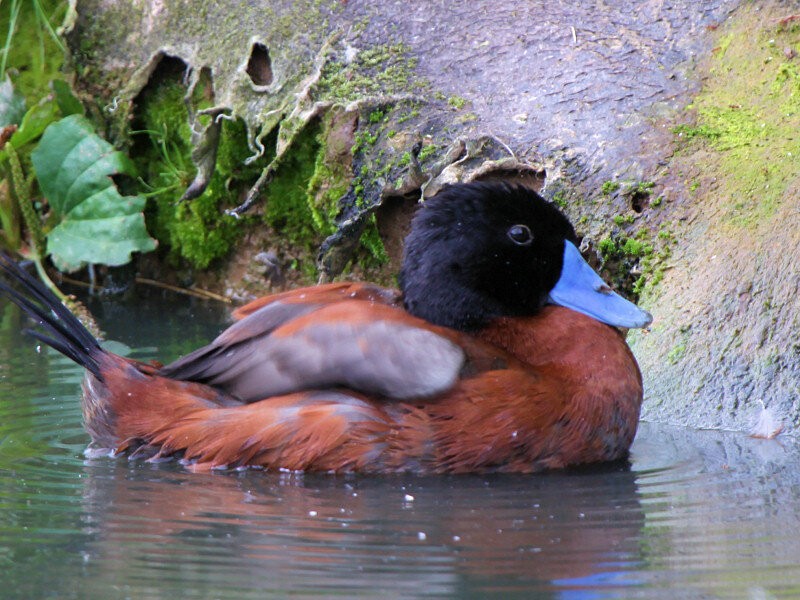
[4, 143, 66, 299]
[0, 0, 23, 76]
[33, 254, 66, 301]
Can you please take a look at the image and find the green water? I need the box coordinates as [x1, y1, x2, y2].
[0, 291, 799, 599]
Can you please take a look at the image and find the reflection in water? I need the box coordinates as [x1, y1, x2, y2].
[75, 463, 644, 598]
[1, 293, 800, 598]
[632, 423, 800, 598]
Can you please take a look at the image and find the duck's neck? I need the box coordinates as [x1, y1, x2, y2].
[401, 277, 503, 332]
[479, 306, 643, 460]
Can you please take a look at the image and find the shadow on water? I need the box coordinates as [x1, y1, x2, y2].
[1, 292, 800, 598]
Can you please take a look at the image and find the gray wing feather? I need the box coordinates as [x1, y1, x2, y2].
[161, 306, 465, 402]
[159, 301, 320, 381]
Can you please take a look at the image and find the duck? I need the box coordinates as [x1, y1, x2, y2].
[0, 181, 652, 474]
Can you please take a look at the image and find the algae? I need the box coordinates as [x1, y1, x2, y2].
[315, 42, 423, 103]
[672, 15, 800, 228]
[260, 124, 319, 245]
[589, 175, 672, 300]
[64, 1, 547, 287]
[629, 3, 800, 433]
[601, 180, 620, 195]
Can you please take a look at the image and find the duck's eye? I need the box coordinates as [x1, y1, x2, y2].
[507, 224, 533, 246]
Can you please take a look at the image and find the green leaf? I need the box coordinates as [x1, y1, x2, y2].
[0, 76, 26, 127]
[8, 98, 59, 150]
[31, 114, 157, 271]
[51, 79, 83, 117]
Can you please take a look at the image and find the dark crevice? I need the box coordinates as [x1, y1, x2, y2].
[473, 167, 547, 192]
[246, 43, 273, 86]
[375, 192, 421, 271]
[129, 54, 190, 160]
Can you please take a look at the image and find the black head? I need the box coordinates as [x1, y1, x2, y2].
[399, 182, 578, 331]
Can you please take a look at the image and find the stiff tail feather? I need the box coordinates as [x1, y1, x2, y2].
[0, 254, 103, 378]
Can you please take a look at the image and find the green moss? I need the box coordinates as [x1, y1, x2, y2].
[269, 114, 388, 270]
[621, 237, 653, 257]
[673, 123, 721, 141]
[598, 237, 619, 257]
[262, 125, 319, 245]
[360, 213, 389, 264]
[716, 32, 735, 58]
[633, 232, 673, 297]
[601, 180, 620, 195]
[306, 121, 350, 237]
[68, 0, 400, 279]
[666, 342, 687, 365]
[552, 190, 568, 209]
[316, 42, 424, 103]
[308, 169, 347, 234]
[633, 181, 655, 194]
[613, 214, 635, 226]
[674, 10, 800, 227]
[598, 232, 659, 299]
[351, 128, 379, 155]
[397, 107, 420, 124]
[368, 109, 387, 123]
[165, 194, 242, 270]
[135, 76, 258, 269]
[416, 143, 439, 162]
[447, 95, 467, 109]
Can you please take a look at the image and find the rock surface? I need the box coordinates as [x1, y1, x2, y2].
[68, 0, 799, 432]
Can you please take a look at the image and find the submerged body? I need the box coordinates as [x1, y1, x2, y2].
[1, 182, 650, 474]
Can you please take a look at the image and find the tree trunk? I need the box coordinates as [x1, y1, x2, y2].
[67, 0, 799, 433]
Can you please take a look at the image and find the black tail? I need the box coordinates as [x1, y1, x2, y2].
[0, 254, 103, 379]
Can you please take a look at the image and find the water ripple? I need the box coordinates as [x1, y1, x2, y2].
[1, 297, 800, 598]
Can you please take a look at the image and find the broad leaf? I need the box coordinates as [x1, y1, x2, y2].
[31, 114, 157, 271]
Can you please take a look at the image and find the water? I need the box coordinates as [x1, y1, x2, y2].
[1, 291, 799, 599]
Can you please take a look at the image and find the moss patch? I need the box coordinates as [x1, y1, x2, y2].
[262, 124, 319, 243]
[135, 66, 394, 280]
[134, 61, 260, 270]
[588, 175, 673, 300]
[673, 12, 800, 228]
[315, 42, 424, 103]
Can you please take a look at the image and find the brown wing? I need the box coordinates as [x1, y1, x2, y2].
[231, 282, 401, 320]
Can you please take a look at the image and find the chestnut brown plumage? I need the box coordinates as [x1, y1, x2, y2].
[0, 182, 651, 473]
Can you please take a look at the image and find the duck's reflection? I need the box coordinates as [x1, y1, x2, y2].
[78, 460, 645, 597]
